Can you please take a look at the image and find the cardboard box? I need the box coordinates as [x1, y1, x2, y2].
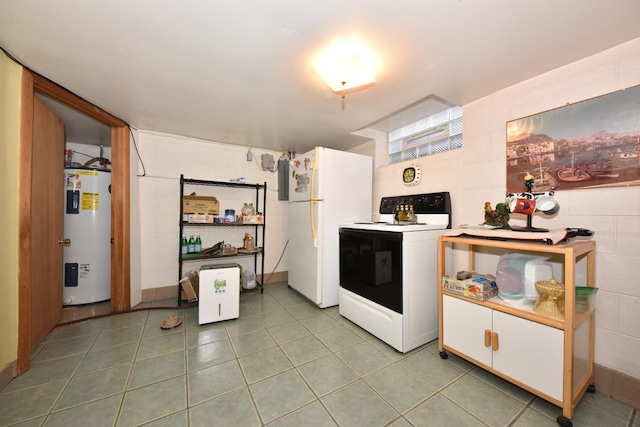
[180, 270, 199, 302]
[222, 245, 237, 255]
[183, 195, 219, 215]
[242, 215, 264, 224]
[187, 214, 214, 223]
[442, 275, 498, 301]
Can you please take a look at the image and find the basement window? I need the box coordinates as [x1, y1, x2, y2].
[388, 106, 463, 164]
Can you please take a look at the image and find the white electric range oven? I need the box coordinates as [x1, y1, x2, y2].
[339, 192, 452, 353]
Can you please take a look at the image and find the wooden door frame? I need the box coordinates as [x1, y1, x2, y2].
[18, 69, 131, 373]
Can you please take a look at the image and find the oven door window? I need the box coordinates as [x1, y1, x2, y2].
[339, 229, 403, 313]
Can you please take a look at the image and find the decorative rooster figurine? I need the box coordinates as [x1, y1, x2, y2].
[483, 202, 511, 229]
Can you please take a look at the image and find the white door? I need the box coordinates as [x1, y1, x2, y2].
[442, 295, 493, 367]
[288, 201, 321, 304]
[289, 147, 322, 202]
[492, 310, 564, 401]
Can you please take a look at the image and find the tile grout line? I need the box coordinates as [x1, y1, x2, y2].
[436, 388, 492, 426]
[260, 292, 350, 426]
[257, 289, 423, 425]
[43, 316, 110, 424]
[505, 395, 537, 427]
[244, 291, 342, 425]
[184, 311, 193, 427]
[114, 309, 151, 426]
[230, 302, 266, 426]
[261, 288, 452, 424]
[628, 408, 637, 427]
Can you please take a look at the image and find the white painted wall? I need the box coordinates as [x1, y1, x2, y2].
[135, 131, 289, 293]
[372, 38, 640, 379]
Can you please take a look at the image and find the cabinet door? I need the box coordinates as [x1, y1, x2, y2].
[443, 295, 493, 367]
[492, 311, 563, 401]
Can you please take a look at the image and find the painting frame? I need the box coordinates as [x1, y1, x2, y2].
[506, 85, 640, 193]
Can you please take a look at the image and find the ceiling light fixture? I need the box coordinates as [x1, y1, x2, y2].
[312, 39, 376, 100]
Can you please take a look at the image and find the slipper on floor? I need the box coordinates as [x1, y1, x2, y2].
[160, 315, 182, 329]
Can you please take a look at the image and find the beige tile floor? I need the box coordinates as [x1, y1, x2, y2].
[1, 282, 637, 427]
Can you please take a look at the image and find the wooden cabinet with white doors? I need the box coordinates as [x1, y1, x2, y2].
[443, 295, 565, 399]
[437, 236, 596, 427]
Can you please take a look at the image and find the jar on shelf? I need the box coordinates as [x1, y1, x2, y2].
[246, 234, 255, 251]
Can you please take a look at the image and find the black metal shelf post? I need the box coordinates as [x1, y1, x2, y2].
[178, 175, 267, 305]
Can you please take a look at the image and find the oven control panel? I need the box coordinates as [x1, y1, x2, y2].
[379, 192, 451, 215]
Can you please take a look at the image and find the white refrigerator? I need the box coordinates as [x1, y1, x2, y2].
[288, 147, 372, 308]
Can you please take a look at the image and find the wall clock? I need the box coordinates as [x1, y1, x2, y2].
[402, 165, 422, 186]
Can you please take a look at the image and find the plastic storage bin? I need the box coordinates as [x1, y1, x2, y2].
[575, 286, 598, 312]
[495, 254, 553, 301]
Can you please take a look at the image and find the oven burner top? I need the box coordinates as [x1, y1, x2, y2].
[345, 221, 446, 232]
[354, 222, 427, 226]
[347, 191, 452, 232]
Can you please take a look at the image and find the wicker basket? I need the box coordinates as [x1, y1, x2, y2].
[533, 279, 565, 320]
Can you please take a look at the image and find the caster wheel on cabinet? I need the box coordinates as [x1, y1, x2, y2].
[557, 415, 572, 427]
[439, 351, 448, 359]
[587, 384, 596, 393]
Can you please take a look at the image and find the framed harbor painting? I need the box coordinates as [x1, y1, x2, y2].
[506, 85, 640, 193]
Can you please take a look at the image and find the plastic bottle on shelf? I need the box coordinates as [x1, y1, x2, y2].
[242, 268, 256, 289]
[188, 234, 195, 253]
[181, 235, 188, 255]
[195, 234, 202, 253]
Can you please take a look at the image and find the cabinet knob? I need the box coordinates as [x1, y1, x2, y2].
[491, 332, 499, 351]
[484, 329, 491, 347]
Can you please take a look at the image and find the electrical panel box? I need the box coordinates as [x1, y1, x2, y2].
[278, 159, 289, 200]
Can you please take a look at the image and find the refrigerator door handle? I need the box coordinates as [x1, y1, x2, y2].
[310, 199, 318, 248]
[310, 147, 319, 248]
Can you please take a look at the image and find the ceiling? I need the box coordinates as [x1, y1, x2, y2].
[2, 1, 640, 154]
